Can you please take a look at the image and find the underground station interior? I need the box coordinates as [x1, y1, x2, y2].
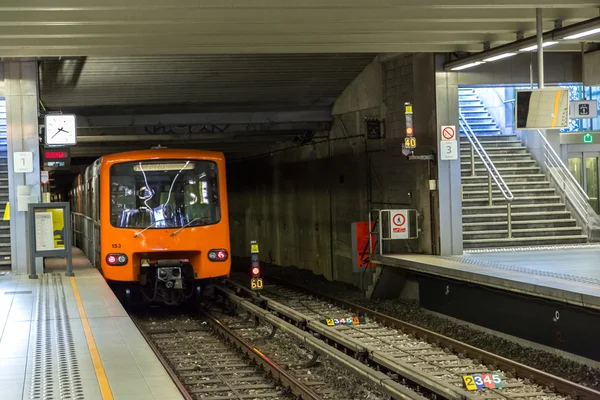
[2, 2, 600, 400]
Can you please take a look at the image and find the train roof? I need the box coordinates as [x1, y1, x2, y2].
[99, 148, 226, 165]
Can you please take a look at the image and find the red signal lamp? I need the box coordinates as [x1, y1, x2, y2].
[251, 266, 260, 276]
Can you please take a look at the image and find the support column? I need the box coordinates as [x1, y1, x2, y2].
[434, 54, 463, 255]
[4, 61, 41, 274]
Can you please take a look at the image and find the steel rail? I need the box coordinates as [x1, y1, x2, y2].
[221, 281, 471, 400]
[216, 285, 425, 400]
[262, 276, 600, 400]
[129, 315, 194, 400]
[198, 308, 323, 400]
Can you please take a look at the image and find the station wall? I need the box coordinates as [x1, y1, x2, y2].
[227, 54, 441, 288]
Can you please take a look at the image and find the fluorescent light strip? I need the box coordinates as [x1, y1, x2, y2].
[519, 41, 558, 52]
[482, 52, 517, 62]
[563, 27, 600, 40]
[451, 61, 485, 71]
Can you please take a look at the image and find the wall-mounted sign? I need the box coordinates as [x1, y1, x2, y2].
[14, 152, 34, 173]
[440, 140, 458, 160]
[570, 100, 598, 119]
[42, 148, 71, 169]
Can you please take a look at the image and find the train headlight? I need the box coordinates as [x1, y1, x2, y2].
[106, 253, 128, 266]
[208, 249, 228, 262]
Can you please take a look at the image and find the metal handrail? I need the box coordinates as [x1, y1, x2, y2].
[460, 111, 515, 237]
[535, 129, 600, 235]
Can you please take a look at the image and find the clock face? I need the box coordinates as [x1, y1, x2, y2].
[45, 114, 76, 145]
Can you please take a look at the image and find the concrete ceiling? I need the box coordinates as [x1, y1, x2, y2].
[1, 1, 599, 56]
[24, 0, 600, 167]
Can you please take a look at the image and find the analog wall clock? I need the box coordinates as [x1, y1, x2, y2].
[45, 114, 76, 145]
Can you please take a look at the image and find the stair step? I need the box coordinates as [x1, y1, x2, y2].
[462, 203, 567, 215]
[461, 174, 549, 183]
[463, 116, 494, 121]
[463, 125, 499, 131]
[462, 128, 502, 134]
[460, 147, 529, 155]
[459, 104, 487, 109]
[461, 110, 490, 115]
[462, 210, 572, 222]
[461, 155, 533, 163]
[462, 182, 552, 190]
[464, 226, 583, 240]
[463, 235, 588, 249]
[462, 167, 541, 176]
[461, 159, 536, 167]
[463, 219, 577, 231]
[462, 188, 556, 198]
[462, 195, 562, 206]
[461, 140, 522, 147]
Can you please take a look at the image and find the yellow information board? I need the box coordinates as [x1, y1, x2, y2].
[50, 208, 65, 249]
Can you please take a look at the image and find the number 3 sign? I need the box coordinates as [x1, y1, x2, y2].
[440, 141, 458, 160]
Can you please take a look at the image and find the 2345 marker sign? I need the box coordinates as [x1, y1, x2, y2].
[462, 373, 504, 391]
[320, 316, 366, 326]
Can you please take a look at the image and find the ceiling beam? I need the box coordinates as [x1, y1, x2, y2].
[0, 21, 593, 35]
[75, 131, 317, 142]
[76, 109, 332, 126]
[0, 8, 595, 24]
[2, 1, 599, 10]
[0, 43, 587, 58]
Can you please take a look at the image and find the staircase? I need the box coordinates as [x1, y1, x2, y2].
[460, 134, 588, 249]
[459, 88, 502, 135]
[0, 99, 9, 269]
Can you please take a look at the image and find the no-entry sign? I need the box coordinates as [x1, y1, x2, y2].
[441, 125, 456, 141]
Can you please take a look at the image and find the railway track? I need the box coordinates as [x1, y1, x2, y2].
[216, 277, 600, 400]
[131, 307, 323, 400]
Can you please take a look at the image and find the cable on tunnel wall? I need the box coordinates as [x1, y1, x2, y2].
[228, 134, 364, 163]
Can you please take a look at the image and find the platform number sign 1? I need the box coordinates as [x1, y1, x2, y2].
[250, 240, 263, 290]
[463, 373, 504, 391]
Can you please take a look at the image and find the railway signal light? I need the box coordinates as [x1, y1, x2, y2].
[250, 240, 263, 290]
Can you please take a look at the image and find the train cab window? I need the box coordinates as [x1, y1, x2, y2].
[109, 160, 220, 229]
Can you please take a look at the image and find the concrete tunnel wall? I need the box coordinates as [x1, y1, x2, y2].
[227, 53, 440, 289]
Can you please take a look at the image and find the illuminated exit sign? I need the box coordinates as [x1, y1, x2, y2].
[584, 133, 594, 144]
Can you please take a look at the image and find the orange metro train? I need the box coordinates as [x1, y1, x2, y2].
[70, 148, 231, 305]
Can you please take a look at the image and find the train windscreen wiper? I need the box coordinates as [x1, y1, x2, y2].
[170, 218, 202, 237]
[133, 220, 159, 238]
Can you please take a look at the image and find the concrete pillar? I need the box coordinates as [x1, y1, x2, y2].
[434, 55, 463, 255]
[4, 61, 41, 274]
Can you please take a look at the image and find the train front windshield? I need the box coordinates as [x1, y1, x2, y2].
[110, 160, 220, 229]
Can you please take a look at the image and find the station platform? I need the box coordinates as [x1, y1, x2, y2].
[0, 249, 183, 400]
[373, 245, 600, 310]
[373, 245, 600, 362]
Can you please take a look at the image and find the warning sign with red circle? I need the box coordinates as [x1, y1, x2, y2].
[391, 211, 407, 236]
[441, 125, 456, 141]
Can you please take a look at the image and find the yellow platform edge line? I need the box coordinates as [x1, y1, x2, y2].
[70, 276, 114, 400]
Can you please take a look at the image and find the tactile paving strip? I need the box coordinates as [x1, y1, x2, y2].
[441, 255, 600, 286]
[29, 273, 84, 400]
